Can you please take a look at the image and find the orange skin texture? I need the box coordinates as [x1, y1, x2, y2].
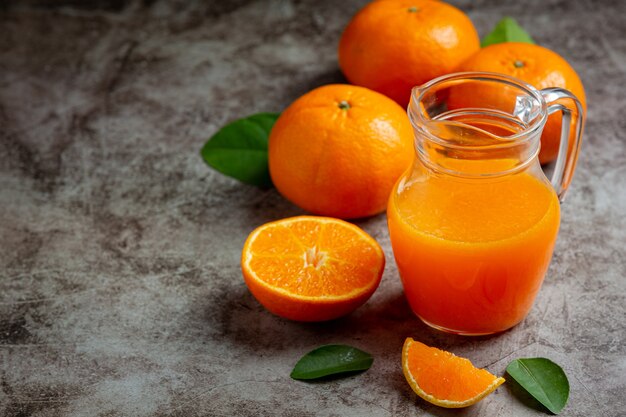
[457, 42, 587, 163]
[242, 276, 378, 322]
[338, 0, 480, 107]
[268, 84, 414, 219]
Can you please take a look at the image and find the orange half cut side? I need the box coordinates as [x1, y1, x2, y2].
[241, 216, 385, 321]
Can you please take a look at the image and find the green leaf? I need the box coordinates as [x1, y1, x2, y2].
[481, 17, 535, 47]
[506, 358, 569, 414]
[200, 112, 280, 187]
[290, 345, 373, 380]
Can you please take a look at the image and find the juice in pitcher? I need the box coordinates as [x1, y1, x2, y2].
[389, 73, 584, 335]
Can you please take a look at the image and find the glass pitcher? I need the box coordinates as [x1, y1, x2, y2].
[387, 72, 585, 335]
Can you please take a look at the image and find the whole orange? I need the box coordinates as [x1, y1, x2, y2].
[456, 42, 586, 163]
[338, 0, 480, 107]
[268, 84, 414, 219]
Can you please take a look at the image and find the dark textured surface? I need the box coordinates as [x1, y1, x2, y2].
[1, 1, 625, 416]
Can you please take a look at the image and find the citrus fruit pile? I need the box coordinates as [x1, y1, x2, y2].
[262, 0, 585, 222]
[201, 0, 586, 410]
[232, 0, 586, 325]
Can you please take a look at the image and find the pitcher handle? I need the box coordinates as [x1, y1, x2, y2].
[540, 88, 585, 202]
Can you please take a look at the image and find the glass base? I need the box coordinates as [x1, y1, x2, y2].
[418, 315, 507, 336]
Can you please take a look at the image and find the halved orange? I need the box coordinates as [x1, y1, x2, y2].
[402, 338, 505, 408]
[241, 216, 385, 322]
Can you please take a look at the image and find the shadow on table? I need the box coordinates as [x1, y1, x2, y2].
[201, 278, 516, 416]
[206, 280, 502, 357]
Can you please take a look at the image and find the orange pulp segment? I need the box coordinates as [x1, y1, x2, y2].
[402, 338, 505, 408]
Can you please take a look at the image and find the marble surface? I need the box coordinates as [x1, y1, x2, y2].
[1, 0, 625, 416]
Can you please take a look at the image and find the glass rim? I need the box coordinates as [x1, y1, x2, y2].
[409, 71, 549, 150]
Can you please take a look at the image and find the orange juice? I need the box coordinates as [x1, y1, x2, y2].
[391, 71, 585, 334]
[387, 164, 560, 334]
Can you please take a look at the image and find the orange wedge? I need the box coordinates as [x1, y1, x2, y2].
[241, 216, 385, 322]
[402, 338, 505, 408]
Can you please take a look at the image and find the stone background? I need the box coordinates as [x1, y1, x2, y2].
[1, 0, 624, 416]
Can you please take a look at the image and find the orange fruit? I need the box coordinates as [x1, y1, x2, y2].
[241, 216, 385, 322]
[268, 84, 413, 219]
[456, 42, 586, 163]
[338, 0, 480, 107]
[402, 338, 505, 408]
